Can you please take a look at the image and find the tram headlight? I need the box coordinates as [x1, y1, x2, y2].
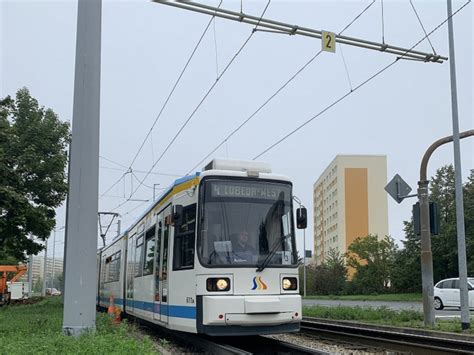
[216, 279, 229, 290]
[207, 277, 231, 292]
[282, 277, 297, 290]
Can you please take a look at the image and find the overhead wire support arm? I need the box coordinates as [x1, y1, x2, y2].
[154, 0, 447, 63]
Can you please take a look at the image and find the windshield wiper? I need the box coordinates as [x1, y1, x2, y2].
[256, 235, 288, 272]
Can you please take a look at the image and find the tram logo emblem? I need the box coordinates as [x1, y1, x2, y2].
[251, 276, 268, 290]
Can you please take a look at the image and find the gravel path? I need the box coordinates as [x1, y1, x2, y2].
[265, 333, 395, 354]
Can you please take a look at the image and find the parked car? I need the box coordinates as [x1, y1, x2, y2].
[46, 288, 61, 296]
[433, 277, 474, 310]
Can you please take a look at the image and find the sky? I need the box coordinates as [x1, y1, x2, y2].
[1, 0, 473, 260]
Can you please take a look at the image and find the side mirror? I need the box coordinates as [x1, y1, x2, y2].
[173, 205, 183, 226]
[296, 207, 307, 229]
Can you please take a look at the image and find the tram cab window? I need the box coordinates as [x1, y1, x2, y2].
[199, 179, 297, 267]
[143, 226, 156, 276]
[173, 204, 196, 270]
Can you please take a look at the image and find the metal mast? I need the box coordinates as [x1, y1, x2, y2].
[446, 0, 469, 331]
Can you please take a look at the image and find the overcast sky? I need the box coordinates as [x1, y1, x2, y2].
[1, 0, 472, 258]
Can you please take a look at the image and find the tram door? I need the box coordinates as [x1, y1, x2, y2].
[154, 205, 171, 323]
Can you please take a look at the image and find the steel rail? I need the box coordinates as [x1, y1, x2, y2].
[154, 0, 446, 63]
[122, 310, 323, 354]
[122, 313, 251, 354]
[219, 335, 329, 354]
[301, 317, 474, 354]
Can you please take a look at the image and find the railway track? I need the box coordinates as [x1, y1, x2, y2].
[123, 311, 474, 354]
[208, 335, 328, 354]
[301, 317, 474, 354]
[126, 313, 325, 354]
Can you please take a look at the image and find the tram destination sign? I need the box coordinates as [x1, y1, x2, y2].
[211, 182, 288, 200]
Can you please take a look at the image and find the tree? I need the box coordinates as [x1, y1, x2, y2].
[391, 221, 421, 292]
[393, 165, 474, 290]
[430, 165, 458, 280]
[0, 88, 70, 262]
[33, 277, 43, 294]
[53, 272, 64, 291]
[464, 170, 474, 275]
[302, 248, 347, 295]
[346, 234, 397, 294]
[324, 248, 347, 294]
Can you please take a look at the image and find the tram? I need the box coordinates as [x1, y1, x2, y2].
[97, 159, 306, 336]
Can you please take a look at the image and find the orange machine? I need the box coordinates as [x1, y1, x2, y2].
[0, 265, 28, 305]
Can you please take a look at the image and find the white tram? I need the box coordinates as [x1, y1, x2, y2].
[97, 159, 306, 336]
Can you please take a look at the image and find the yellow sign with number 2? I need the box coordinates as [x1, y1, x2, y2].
[322, 31, 336, 53]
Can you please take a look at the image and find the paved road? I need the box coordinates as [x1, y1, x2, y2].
[303, 299, 474, 319]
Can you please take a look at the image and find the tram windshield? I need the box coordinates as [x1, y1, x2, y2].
[198, 179, 297, 267]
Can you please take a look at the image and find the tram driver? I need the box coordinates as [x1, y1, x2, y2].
[232, 229, 257, 263]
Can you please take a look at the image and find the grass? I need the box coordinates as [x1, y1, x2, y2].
[303, 305, 474, 334]
[303, 293, 422, 302]
[0, 297, 158, 354]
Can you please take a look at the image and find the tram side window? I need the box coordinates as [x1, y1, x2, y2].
[105, 251, 121, 282]
[135, 234, 144, 277]
[143, 226, 156, 276]
[173, 204, 196, 271]
[101, 256, 108, 284]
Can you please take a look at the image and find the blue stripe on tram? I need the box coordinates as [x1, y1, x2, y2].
[98, 296, 196, 319]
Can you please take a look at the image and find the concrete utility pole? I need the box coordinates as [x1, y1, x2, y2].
[418, 129, 474, 327]
[42, 238, 48, 297]
[447, 0, 469, 331]
[62, 0, 102, 336]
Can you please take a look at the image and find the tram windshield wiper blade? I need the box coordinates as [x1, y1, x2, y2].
[256, 235, 288, 272]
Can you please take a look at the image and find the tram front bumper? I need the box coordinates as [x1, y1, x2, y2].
[201, 294, 302, 326]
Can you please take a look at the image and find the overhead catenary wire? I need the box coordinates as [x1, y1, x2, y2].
[409, 0, 437, 54]
[100, 165, 182, 177]
[130, 171, 167, 191]
[213, 17, 219, 79]
[99, 155, 128, 169]
[252, 0, 471, 160]
[127, 1, 223, 170]
[99, 172, 127, 199]
[339, 0, 376, 35]
[185, 0, 376, 174]
[99, 5, 223, 202]
[111, 1, 272, 213]
[150, 129, 155, 163]
[339, 43, 353, 92]
[99, 4, 222, 203]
